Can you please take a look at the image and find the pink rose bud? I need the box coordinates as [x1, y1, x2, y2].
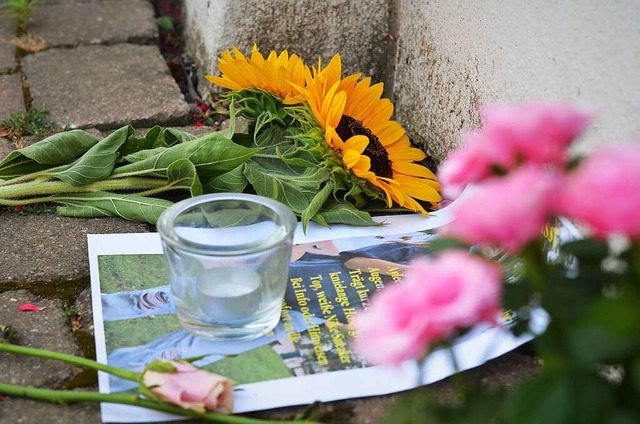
[353, 251, 502, 365]
[141, 360, 235, 414]
[557, 142, 640, 238]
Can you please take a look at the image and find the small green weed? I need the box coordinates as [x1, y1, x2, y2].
[61, 304, 80, 317]
[0, 107, 52, 147]
[0, 0, 40, 32]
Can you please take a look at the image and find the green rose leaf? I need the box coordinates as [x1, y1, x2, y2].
[560, 239, 609, 260]
[144, 360, 178, 373]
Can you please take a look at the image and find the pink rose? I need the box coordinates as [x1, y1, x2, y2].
[444, 166, 559, 253]
[142, 360, 234, 414]
[556, 142, 640, 238]
[353, 251, 502, 365]
[439, 103, 591, 198]
[480, 102, 593, 168]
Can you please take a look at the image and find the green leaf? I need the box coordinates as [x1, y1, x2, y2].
[122, 146, 168, 164]
[166, 159, 203, 197]
[164, 128, 198, 145]
[155, 16, 174, 31]
[569, 296, 640, 365]
[117, 126, 166, 159]
[202, 164, 248, 193]
[505, 374, 573, 424]
[301, 181, 334, 232]
[0, 130, 99, 179]
[113, 132, 259, 180]
[251, 154, 329, 190]
[51, 126, 133, 186]
[502, 276, 536, 312]
[561, 239, 608, 260]
[55, 204, 112, 218]
[254, 117, 287, 147]
[276, 150, 321, 168]
[381, 385, 504, 424]
[202, 209, 261, 228]
[243, 162, 315, 213]
[55, 192, 173, 224]
[314, 202, 378, 227]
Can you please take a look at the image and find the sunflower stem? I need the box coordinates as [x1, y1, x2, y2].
[0, 164, 70, 187]
[0, 177, 168, 200]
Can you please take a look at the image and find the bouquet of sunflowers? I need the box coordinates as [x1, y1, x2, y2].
[0, 46, 441, 228]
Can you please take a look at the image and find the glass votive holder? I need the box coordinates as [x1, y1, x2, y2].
[157, 193, 296, 341]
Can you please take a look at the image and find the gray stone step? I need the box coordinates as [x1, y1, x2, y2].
[0, 290, 84, 387]
[0, 211, 149, 287]
[30, 0, 157, 48]
[0, 73, 24, 121]
[0, 16, 16, 73]
[0, 288, 102, 422]
[22, 44, 191, 130]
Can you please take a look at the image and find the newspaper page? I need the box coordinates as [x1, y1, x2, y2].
[88, 195, 548, 423]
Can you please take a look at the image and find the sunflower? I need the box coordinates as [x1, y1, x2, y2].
[204, 45, 309, 101]
[293, 54, 442, 214]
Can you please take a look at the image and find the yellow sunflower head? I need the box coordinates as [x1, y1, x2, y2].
[294, 54, 442, 214]
[205, 45, 309, 101]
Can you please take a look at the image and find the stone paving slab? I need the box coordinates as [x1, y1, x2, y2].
[0, 138, 13, 158]
[0, 15, 16, 73]
[30, 0, 157, 48]
[0, 397, 102, 424]
[22, 44, 191, 130]
[0, 73, 25, 121]
[0, 211, 149, 288]
[0, 290, 83, 387]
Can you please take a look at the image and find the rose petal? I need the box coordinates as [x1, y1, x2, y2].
[19, 303, 44, 312]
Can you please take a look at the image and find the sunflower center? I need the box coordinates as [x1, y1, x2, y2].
[335, 115, 393, 178]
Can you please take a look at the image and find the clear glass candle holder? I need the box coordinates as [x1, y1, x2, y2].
[157, 193, 296, 341]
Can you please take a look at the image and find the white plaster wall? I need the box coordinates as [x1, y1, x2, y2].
[392, 1, 640, 161]
[181, 0, 226, 78]
[183, 0, 391, 94]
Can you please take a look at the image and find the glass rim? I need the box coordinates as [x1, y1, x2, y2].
[156, 193, 297, 256]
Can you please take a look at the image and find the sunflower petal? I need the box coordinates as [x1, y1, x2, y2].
[209, 46, 309, 99]
[343, 135, 369, 154]
[394, 174, 443, 202]
[392, 162, 438, 180]
[342, 149, 364, 169]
